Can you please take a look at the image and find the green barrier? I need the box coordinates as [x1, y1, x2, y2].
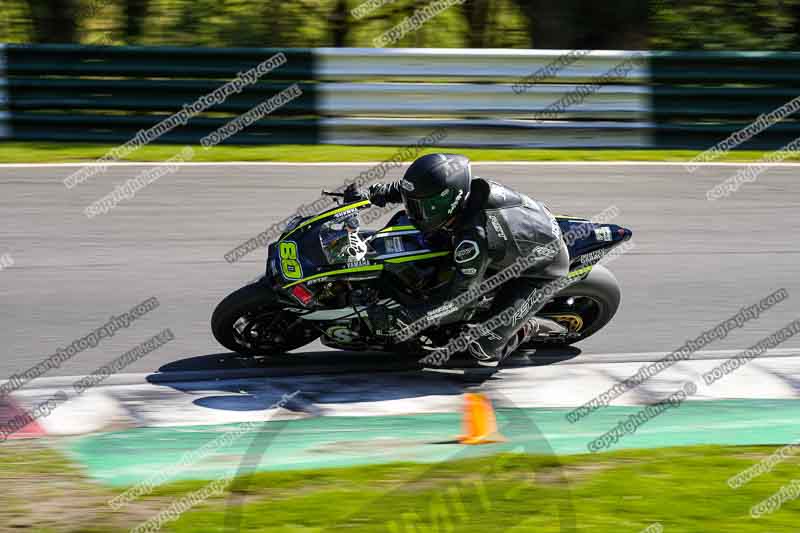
[8, 79, 315, 113]
[5, 44, 314, 79]
[652, 51, 800, 149]
[4, 44, 320, 145]
[650, 50, 800, 83]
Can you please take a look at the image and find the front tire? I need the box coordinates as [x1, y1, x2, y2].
[524, 264, 621, 347]
[211, 282, 319, 356]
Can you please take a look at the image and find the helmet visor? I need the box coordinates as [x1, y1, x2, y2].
[405, 188, 459, 231]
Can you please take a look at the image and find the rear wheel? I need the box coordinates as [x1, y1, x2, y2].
[211, 282, 319, 356]
[523, 265, 621, 348]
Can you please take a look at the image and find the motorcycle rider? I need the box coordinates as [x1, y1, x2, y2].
[346, 153, 569, 366]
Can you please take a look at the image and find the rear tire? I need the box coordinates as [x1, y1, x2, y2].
[211, 282, 319, 356]
[524, 265, 621, 347]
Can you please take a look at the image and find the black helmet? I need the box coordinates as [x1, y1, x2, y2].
[400, 153, 471, 233]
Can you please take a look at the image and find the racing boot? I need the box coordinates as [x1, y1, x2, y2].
[464, 326, 504, 367]
[524, 317, 568, 341]
[468, 318, 567, 367]
[468, 343, 502, 367]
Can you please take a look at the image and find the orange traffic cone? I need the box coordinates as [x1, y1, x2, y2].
[458, 393, 506, 445]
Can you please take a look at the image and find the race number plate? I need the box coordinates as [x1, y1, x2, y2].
[279, 241, 303, 279]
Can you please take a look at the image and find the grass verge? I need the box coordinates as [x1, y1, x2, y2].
[2, 441, 799, 532]
[1, 141, 798, 164]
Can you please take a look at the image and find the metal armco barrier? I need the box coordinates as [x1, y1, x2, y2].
[1, 45, 799, 149]
[313, 47, 648, 82]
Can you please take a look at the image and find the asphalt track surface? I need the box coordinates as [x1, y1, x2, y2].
[1, 161, 798, 381]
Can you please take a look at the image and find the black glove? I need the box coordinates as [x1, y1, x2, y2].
[367, 183, 389, 207]
[343, 183, 367, 203]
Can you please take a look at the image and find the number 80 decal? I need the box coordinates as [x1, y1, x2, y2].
[279, 241, 303, 280]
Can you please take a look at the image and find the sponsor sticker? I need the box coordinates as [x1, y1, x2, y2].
[579, 249, 606, 265]
[385, 236, 404, 254]
[454, 240, 480, 263]
[326, 325, 358, 343]
[489, 214, 508, 241]
[333, 207, 358, 219]
[447, 189, 464, 214]
[551, 218, 562, 239]
[594, 227, 613, 242]
[400, 179, 415, 191]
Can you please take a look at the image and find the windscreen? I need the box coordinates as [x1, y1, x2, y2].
[318, 216, 367, 265]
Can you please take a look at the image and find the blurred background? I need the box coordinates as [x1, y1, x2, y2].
[3, 0, 800, 50]
[5, 0, 800, 150]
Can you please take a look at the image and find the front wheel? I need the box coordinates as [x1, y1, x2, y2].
[524, 264, 621, 348]
[211, 282, 320, 356]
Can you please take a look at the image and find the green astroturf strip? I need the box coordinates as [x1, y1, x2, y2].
[66, 399, 800, 487]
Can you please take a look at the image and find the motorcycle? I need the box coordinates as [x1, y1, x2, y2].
[212, 192, 632, 362]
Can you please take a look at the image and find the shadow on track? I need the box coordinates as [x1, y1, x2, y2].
[144, 346, 581, 412]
